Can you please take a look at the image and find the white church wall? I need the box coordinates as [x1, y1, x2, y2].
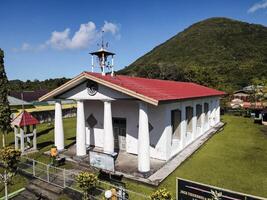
[68, 81, 221, 161]
[164, 96, 221, 159]
[59, 82, 133, 100]
[84, 100, 169, 161]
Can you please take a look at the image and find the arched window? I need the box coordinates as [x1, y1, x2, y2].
[204, 103, 209, 123]
[196, 104, 202, 127]
[171, 109, 181, 139]
[186, 106, 193, 133]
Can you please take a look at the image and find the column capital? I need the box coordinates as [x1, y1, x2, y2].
[76, 99, 85, 103]
[102, 99, 114, 103]
[55, 99, 62, 103]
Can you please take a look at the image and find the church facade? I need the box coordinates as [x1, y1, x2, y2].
[40, 71, 225, 172]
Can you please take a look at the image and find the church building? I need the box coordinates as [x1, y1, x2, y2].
[39, 41, 225, 173]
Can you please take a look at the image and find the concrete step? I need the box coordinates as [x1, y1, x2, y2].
[30, 179, 63, 195]
[14, 179, 64, 200]
[11, 188, 47, 200]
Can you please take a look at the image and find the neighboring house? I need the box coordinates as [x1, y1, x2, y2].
[10, 89, 50, 104]
[9, 90, 76, 123]
[230, 98, 243, 109]
[8, 95, 32, 107]
[233, 90, 250, 102]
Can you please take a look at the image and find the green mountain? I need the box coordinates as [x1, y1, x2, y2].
[119, 17, 267, 92]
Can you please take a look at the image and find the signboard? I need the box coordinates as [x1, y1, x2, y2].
[177, 178, 266, 200]
[89, 150, 116, 172]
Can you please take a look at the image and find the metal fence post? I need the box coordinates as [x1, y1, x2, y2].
[47, 164, 49, 182]
[63, 168, 66, 188]
[33, 160, 36, 176]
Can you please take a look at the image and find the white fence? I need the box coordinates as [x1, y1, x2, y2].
[18, 157, 148, 200]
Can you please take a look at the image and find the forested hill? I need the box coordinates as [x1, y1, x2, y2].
[119, 17, 267, 92]
[8, 78, 70, 92]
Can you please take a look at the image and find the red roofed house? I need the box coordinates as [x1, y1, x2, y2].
[11, 111, 39, 153]
[39, 44, 225, 173]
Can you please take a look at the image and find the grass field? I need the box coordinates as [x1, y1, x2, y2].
[1, 115, 267, 198]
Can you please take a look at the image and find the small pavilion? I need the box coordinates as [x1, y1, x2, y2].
[11, 111, 39, 153]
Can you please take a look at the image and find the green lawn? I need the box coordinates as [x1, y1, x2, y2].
[127, 115, 267, 198]
[1, 115, 267, 198]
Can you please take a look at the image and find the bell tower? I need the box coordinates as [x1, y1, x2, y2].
[90, 31, 115, 76]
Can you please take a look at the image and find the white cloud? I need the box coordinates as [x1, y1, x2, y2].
[14, 21, 120, 51]
[248, 0, 267, 13]
[47, 22, 97, 50]
[12, 43, 32, 52]
[102, 21, 119, 35]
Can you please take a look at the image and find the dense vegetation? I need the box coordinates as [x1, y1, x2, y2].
[119, 17, 267, 92]
[8, 78, 70, 92]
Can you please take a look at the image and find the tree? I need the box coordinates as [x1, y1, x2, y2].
[75, 172, 98, 200]
[0, 49, 11, 147]
[0, 147, 21, 200]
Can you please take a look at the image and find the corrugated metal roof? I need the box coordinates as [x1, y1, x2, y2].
[8, 96, 32, 106]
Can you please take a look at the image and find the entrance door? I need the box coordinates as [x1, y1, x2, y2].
[113, 118, 126, 151]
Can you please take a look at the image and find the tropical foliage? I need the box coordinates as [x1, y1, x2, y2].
[0, 147, 21, 199]
[8, 77, 70, 92]
[0, 147, 21, 173]
[0, 49, 11, 147]
[119, 17, 267, 93]
[76, 171, 98, 200]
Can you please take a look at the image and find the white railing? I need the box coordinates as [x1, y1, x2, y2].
[18, 156, 148, 200]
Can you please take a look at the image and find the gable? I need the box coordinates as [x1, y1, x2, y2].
[57, 80, 133, 100]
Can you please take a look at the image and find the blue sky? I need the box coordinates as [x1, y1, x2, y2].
[1, 0, 267, 81]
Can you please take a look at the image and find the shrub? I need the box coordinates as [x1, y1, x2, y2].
[76, 171, 98, 200]
[150, 188, 173, 200]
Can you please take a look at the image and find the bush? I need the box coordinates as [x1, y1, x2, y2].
[75, 172, 98, 200]
[150, 188, 173, 200]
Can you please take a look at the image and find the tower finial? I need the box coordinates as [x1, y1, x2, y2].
[90, 35, 116, 76]
[101, 30, 104, 49]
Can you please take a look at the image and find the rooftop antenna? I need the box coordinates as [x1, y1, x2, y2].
[90, 31, 116, 76]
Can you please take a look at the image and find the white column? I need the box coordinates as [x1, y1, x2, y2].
[33, 125, 37, 150]
[208, 100, 212, 129]
[180, 103, 187, 149]
[76, 100, 86, 156]
[20, 128, 24, 153]
[217, 99, 221, 123]
[201, 101, 205, 135]
[192, 102, 197, 140]
[138, 102, 150, 172]
[54, 100, 64, 151]
[103, 100, 114, 153]
[14, 127, 18, 149]
[211, 99, 216, 126]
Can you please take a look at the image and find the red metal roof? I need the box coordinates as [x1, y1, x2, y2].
[85, 72, 225, 101]
[11, 111, 39, 127]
